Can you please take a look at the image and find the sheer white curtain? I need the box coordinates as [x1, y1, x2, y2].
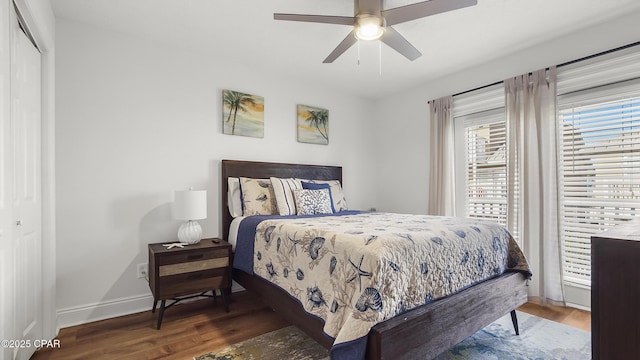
[505, 67, 564, 304]
[428, 96, 456, 216]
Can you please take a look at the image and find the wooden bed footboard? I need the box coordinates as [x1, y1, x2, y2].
[234, 269, 528, 360]
[368, 271, 528, 359]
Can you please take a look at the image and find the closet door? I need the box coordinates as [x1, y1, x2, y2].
[10, 3, 42, 360]
[0, 0, 14, 359]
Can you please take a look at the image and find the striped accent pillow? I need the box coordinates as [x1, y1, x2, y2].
[270, 177, 303, 216]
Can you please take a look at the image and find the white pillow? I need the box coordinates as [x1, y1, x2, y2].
[227, 177, 243, 218]
[301, 179, 348, 212]
[270, 177, 303, 216]
[240, 177, 277, 216]
[294, 189, 333, 215]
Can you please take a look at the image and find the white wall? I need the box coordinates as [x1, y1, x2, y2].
[373, 8, 640, 213]
[55, 19, 376, 327]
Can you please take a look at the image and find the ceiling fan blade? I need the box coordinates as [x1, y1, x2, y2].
[356, 0, 383, 15]
[274, 13, 355, 26]
[380, 26, 422, 61]
[323, 30, 358, 63]
[382, 0, 477, 26]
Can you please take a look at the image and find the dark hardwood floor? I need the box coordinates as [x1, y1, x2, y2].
[32, 291, 590, 360]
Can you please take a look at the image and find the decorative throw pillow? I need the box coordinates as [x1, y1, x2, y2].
[227, 177, 243, 217]
[294, 189, 333, 215]
[302, 179, 348, 212]
[239, 177, 277, 216]
[271, 177, 303, 216]
[301, 181, 335, 213]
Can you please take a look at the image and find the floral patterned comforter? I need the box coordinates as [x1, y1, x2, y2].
[234, 212, 531, 359]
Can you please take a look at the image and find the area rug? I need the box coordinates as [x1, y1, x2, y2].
[193, 324, 328, 360]
[194, 311, 590, 360]
[436, 311, 590, 360]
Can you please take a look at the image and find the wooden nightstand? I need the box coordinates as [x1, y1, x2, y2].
[148, 238, 231, 329]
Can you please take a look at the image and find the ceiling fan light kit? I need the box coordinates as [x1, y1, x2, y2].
[274, 0, 478, 63]
[355, 14, 385, 41]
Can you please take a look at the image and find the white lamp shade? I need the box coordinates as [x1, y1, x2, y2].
[173, 190, 207, 220]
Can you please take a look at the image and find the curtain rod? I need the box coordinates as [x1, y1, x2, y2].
[452, 80, 502, 97]
[557, 41, 640, 67]
[450, 41, 640, 98]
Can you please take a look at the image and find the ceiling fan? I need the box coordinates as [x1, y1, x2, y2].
[274, 0, 477, 63]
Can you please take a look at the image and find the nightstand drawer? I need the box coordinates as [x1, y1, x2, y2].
[159, 257, 229, 276]
[158, 268, 229, 298]
[158, 248, 228, 266]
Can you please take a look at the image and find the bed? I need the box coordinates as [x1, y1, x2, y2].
[221, 159, 530, 360]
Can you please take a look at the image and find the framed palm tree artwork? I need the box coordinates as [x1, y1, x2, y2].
[297, 104, 329, 145]
[223, 89, 264, 138]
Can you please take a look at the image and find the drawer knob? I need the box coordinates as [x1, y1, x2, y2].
[187, 254, 204, 260]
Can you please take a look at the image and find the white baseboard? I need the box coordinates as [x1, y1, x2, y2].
[565, 302, 591, 312]
[564, 282, 591, 311]
[56, 293, 154, 331]
[56, 282, 246, 331]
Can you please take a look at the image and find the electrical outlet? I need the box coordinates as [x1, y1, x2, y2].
[137, 263, 148, 279]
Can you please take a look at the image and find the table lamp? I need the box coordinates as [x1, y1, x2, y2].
[173, 188, 207, 244]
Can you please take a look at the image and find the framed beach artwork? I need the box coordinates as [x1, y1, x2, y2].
[297, 104, 329, 145]
[223, 89, 264, 138]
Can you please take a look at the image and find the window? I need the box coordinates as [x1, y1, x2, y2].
[463, 111, 507, 225]
[447, 44, 640, 309]
[454, 84, 508, 227]
[556, 45, 640, 308]
[558, 93, 640, 286]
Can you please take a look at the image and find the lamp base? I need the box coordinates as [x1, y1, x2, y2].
[177, 220, 203, 244]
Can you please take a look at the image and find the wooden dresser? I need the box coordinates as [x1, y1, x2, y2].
[591, 220, 640, 359]
[148, 238, 231, 329]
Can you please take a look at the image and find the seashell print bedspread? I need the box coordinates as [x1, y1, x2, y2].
[235, 212, 531, 359]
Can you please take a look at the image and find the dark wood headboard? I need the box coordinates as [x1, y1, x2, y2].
[221, 160, 343, 241]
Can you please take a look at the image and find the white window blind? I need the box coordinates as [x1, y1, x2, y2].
[454, 84, 507, 226]
[558, 91, 640, 286]
[558, 45, 640, 96]
[463, 110, 507, 225]
[453, 83, 504, 118]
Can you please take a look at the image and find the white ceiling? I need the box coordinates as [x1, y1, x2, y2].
[51, 0, 640, 99]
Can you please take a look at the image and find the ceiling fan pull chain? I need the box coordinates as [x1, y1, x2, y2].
[379, 41, 382, 76]
[357, 39, 361, 66]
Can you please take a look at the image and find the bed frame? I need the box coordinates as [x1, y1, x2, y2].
[221, 159, 529, 359]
